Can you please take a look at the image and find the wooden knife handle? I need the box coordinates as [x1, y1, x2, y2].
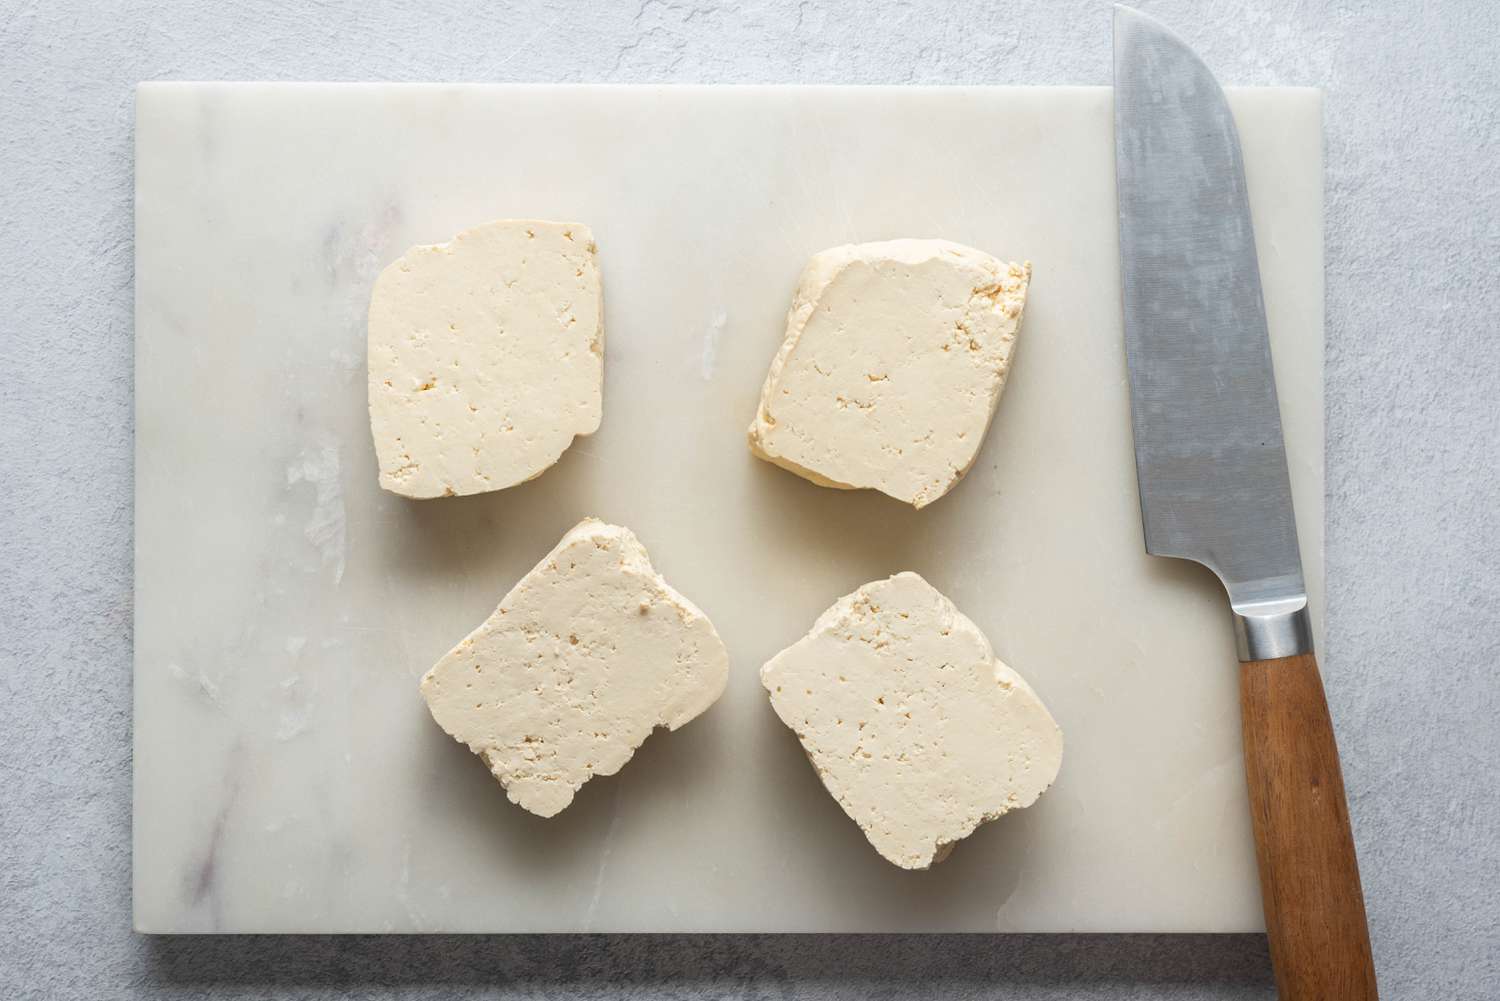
[1241, 652, 1378, 1000]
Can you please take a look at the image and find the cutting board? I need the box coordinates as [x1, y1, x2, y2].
[133, 84, 1323, 933]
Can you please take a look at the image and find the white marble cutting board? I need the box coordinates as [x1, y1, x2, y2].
[133, 84, 1323, 933]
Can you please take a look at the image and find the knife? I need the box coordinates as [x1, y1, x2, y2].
[1112, 7, 1377, 999]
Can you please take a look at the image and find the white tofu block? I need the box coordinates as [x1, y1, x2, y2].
[421, 519, 728, 817]
[368, 219, 603, 498]
[762, 572, 1063, 868]
[748, 239, 1030, 508]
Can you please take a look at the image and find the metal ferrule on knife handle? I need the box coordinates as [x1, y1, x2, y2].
[1233, 598, 1314, 662]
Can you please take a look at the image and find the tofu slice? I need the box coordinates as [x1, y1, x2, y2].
[748, 239, 1030, 508]
[368, 219, 603, 498]
[762, 572, 1062, 869]
[421, 519, 728, 817]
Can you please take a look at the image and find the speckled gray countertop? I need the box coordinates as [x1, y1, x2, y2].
[1, 1, 1496, 998]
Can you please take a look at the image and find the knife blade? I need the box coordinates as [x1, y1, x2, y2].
[1112, 6, 1378, 999]
[1113, 3, 1307, 659]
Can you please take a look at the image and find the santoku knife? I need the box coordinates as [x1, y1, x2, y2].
[1112, 7, 1377, 999]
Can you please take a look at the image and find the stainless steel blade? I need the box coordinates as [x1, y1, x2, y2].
[1112, 5, 1311, 660]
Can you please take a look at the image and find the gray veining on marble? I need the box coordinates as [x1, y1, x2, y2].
[2, 0, 1496, 998]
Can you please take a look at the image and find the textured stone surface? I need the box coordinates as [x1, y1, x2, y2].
[0, 0, 1495, 998]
